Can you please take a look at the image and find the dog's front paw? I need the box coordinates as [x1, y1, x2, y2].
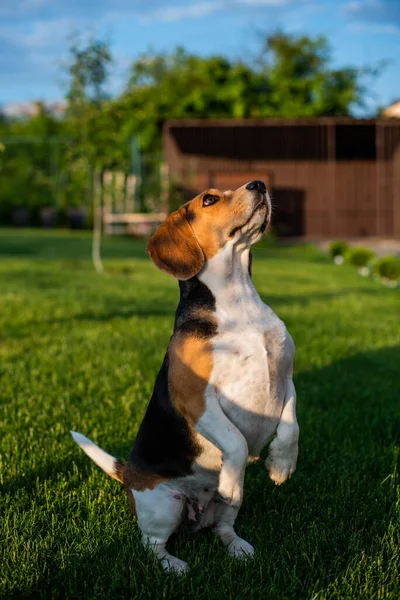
[217, 469, 243, 508]
[161, 554, 190, 574]
[227, 536, 255, 559]
[266, 438, 298, 486]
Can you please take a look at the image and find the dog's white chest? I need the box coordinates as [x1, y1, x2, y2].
[208, 285, 290, 455]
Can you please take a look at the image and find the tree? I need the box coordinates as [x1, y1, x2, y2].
[65, 36, 114, 167]
[257, 32, 365, 117]
[65, 36, 113, 273]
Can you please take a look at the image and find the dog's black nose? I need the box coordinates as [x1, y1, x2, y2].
[246, 180, 266, 193]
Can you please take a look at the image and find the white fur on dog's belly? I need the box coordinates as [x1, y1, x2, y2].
[210, 322, 287, 456]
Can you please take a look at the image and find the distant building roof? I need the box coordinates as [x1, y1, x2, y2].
[1, 100, 66, 119]
[383, 100, 400, 118]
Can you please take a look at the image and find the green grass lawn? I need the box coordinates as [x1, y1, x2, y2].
[1, 228, 399, 600]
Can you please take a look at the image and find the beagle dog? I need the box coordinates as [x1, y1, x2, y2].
[71, 180, 299, 573]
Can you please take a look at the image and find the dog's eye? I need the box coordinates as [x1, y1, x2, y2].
[203, 194, 219, 207]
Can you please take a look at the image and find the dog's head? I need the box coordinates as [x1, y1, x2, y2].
[146, 180, 270, 280]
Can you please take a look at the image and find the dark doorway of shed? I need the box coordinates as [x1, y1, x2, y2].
[271, 188, 305, 237]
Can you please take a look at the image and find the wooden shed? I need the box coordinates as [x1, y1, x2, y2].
[164, 118, 400, 238]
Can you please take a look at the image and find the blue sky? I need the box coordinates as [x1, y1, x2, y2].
[1, 0, 399, 114]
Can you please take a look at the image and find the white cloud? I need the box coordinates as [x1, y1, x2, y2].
[0, 0, 307, 25]
[147, 1, 225, 22]
[0, 0, 49, 19]
[238, 0, 291, 5]
[8, 18, 74, 49]
[343, 0, 400, 25]
[142, 0, 301, 22]
[349, 22, 400, 35]
[344, 0, 381, 15]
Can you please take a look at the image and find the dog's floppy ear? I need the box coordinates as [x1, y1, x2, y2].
[146, 208, 205, 280]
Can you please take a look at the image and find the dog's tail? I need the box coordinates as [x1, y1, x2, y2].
[70, 431, 124, 483]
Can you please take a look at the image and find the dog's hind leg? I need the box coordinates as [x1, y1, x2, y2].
[213, 502, 254, 559]
[132, 483, 189, 574]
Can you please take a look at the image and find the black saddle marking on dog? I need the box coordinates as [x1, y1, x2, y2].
[128, 356, 200, 479]
[127, 277, 217, 482]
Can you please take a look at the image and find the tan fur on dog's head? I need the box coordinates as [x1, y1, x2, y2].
[146, 181, 270, 280]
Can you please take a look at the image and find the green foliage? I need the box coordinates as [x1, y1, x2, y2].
[0, 105, 68, 224]
[258, 33, 363, 117]
[328, 240, 350, 258]
[1, 230, 400, 599]
[372, 255, 400, 281]
[344, 246, 375, 267]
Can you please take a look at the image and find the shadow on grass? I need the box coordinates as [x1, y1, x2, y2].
[4, 345, 400, 599]
[260, 286, 391, 308]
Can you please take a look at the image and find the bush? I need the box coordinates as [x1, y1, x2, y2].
[372, 255, 400, 281]
[328, 240, 349, 259]
[344, 246, 375, 267]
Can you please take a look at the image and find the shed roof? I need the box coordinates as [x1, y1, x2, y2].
[165, 118, 400, 162]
